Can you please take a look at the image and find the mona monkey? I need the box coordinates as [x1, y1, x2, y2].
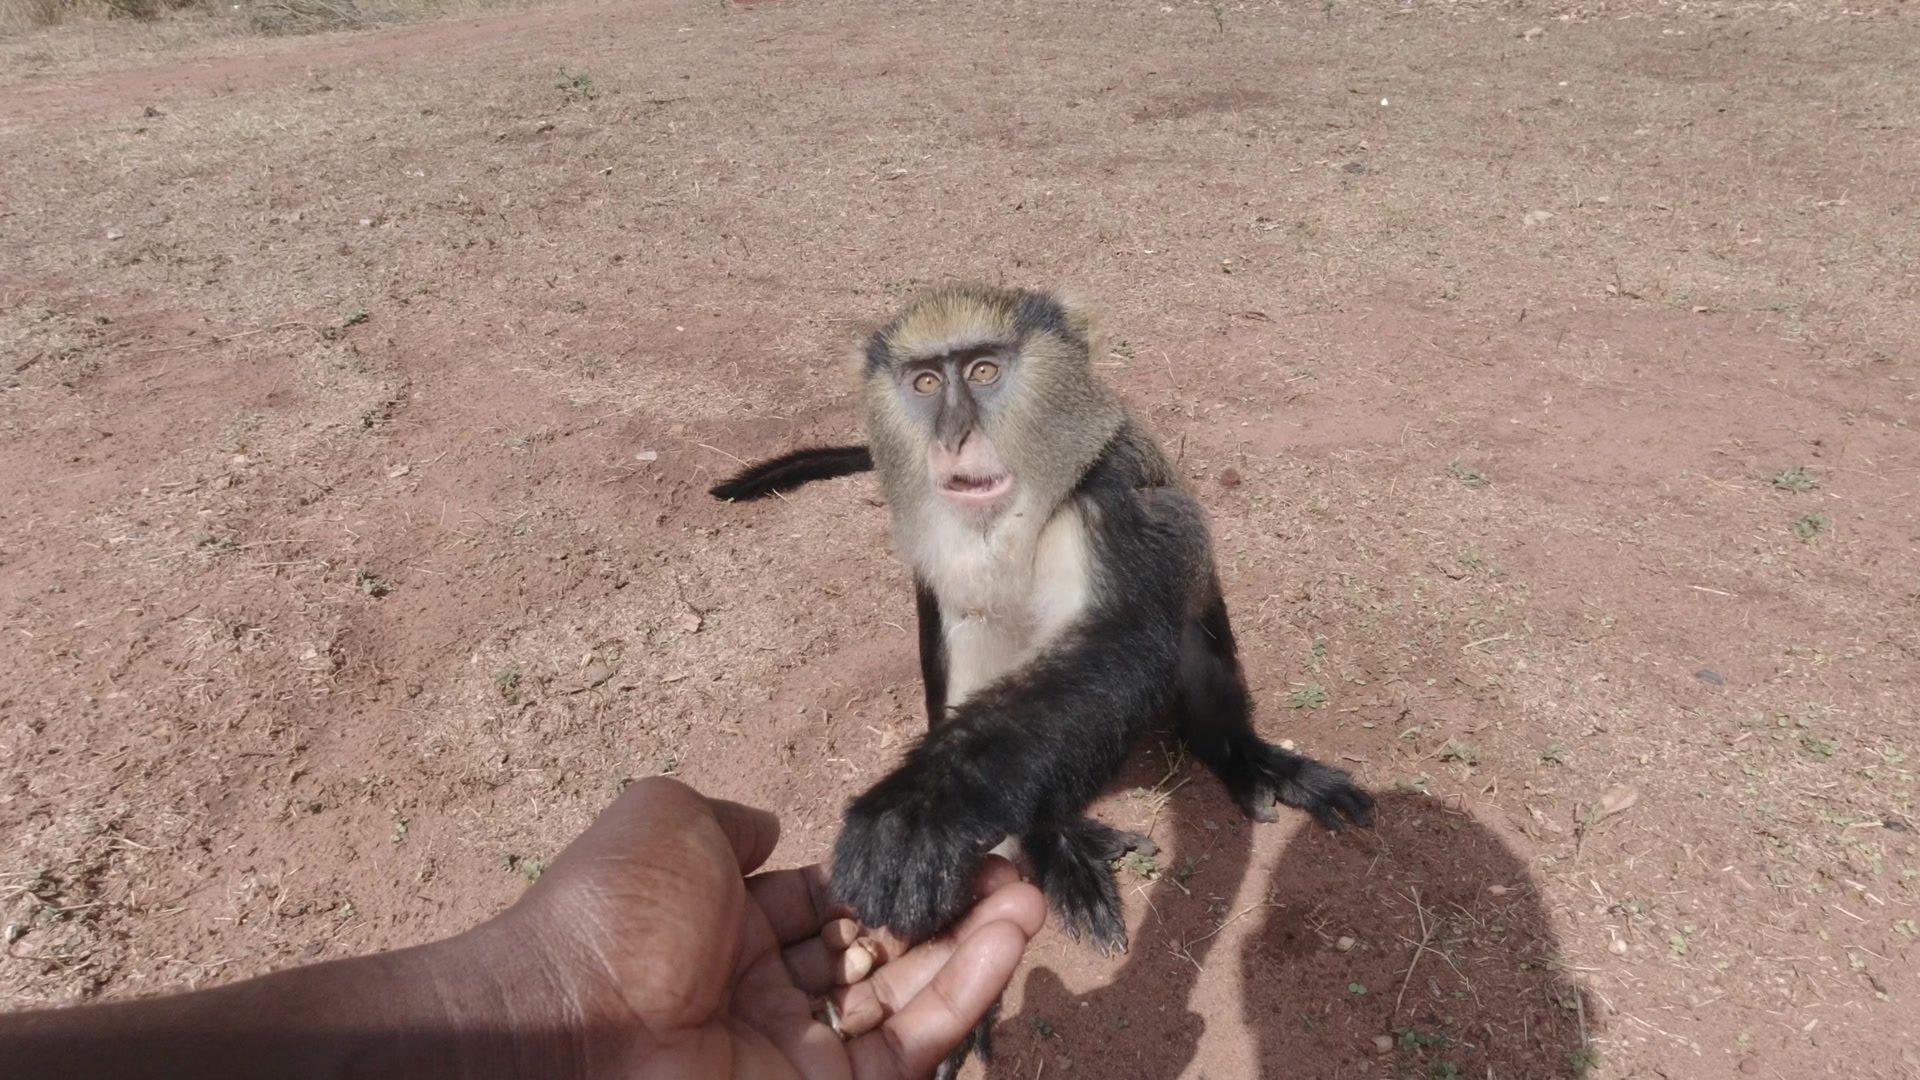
[711, 283, 1375, 966]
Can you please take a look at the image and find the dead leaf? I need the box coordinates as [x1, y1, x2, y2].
[1529, 805, 1565, 834]
[1590, 783, 1640, 823]
[569, 662, 616, 693]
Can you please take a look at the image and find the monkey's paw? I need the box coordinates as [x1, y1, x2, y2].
[1234, 742, 1376, 832]
[1027, 819, 1155, 956]
[830, 770, 1008, 941]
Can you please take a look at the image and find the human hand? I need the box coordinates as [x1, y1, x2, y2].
[477, 776, 1047, 1080]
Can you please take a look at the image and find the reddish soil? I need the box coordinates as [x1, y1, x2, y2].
[2, 1, 1917, 1077]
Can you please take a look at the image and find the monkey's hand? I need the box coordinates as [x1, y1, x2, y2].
[831, 743, 1021, 942]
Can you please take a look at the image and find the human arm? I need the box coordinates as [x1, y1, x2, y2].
[0, 777, 1046, 1080]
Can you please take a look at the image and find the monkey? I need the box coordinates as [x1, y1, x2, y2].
[711, 284, 1375, 1074]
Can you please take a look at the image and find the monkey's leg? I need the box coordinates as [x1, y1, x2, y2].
[933, 997, 1000, 1080]
[1178, 582, 1376, 830]
[1025, 817, 1157, 955]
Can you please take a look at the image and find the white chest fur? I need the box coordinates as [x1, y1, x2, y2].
[909, 501, 1095, 713]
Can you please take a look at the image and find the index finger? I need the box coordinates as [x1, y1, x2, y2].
[705, 796, 782, 875]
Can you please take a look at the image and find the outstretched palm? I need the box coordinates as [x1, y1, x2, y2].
[497, 778, 1046, 1080]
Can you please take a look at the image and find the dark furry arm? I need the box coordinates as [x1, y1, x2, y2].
[707, 445, 873, 501]
[831, 471, 1203, 940]
[914, 578, 949, 729]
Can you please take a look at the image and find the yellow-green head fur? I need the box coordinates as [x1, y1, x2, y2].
[859, 284, 1128, 537]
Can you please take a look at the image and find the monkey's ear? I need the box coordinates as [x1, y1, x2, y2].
[841, 341, 868, 382]
[1053, 287, 1103, 357]
[841, 324, 882, 382]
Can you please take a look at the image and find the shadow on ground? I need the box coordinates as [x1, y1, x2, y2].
[1005, 790, 1595, 1078]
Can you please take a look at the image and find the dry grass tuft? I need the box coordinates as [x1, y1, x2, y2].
[242, 0, 361, 34]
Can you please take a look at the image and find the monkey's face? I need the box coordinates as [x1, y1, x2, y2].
[897, 349, 1015, 514]
[863, 284, 1126, 529]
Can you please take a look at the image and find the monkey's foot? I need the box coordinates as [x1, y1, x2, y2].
[1026, 818, 1150, 956]
[1089, 826, 1158, 862]
[1230, 741, 1376, 832]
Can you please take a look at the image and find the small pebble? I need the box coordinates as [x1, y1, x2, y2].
[1609, 936, 1628, 955]
[1335, 936, 1355, 952]
[1739, 1058, 1760, 1075]
[1217, 466, 1242, 489]
[1372, 1035, 1394, 1053]
[1695, 668, 1725, 685]
[1279, 738, 1296, 751]
[1488, 884, 1509, 897]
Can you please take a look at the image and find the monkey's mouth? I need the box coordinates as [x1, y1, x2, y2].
[939, 472, 1012, 504]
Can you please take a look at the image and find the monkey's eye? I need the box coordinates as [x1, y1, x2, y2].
[968, 360, 1001, 385]
[911, 371, 942, 395]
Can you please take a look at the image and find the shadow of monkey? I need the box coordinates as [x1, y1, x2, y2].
[996, 788, 1595, 1079]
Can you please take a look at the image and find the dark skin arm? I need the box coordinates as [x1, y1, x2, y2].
[0, 778, 1047, 1080]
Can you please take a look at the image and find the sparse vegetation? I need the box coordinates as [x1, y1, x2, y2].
[557, 68, 596, 100]
[3, 0, 529, 33]
[1120, 850, 1158, 880]
[354, 568, 393, 597]
[1764, 465, 1820, 492]
[1446, 459, 1490, 488]
[1791, 511, 1830, 542]
[495, 667, 522, 702]
[1397, 1027, 1444, 1051]
[1286, 681, 1330, 709]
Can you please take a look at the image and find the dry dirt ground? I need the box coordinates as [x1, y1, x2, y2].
[2, 0, 1918, 1076]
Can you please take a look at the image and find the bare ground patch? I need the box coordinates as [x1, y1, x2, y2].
[2, 1, 1916, 1077]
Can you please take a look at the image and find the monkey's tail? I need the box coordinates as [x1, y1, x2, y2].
[708, 444, 874, 501]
